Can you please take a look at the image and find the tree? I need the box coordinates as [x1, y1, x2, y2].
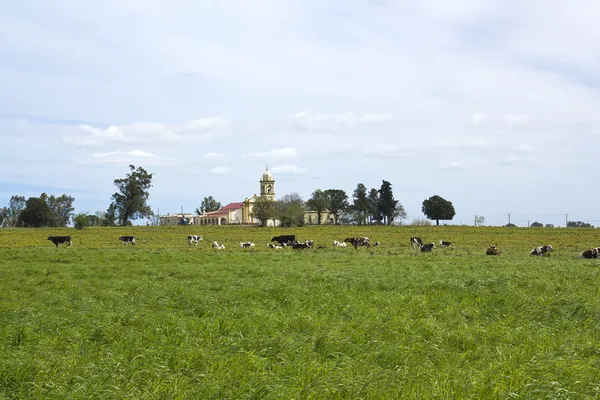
[504, 223, 517, 227]
[196, 196, 221, 215]
[5, 195, 26, 227]
[307, 189, 329, 225]
[378, 180, 405, 225]
[0, 207, 8, 227]
[567, 221, 594, 228]
[324, 189, 349, 224]
[277, 193, 305, 227]
[251, 197, 277, 227]
[545, 224, 555, 228]
[530, 221, 543, 228]
[42, 193, 75, 227]
[102, 203, 117, 226]
[111, 165, 154, 226]
[18, 197, 52, 227]
[367, 188, 381, 224]
[352, 183, 369, 225]
[86, 214, 102, 226]
[474, 215, 486, 226]
[422, 195, 456, 226]
[73, 213, 90, 230]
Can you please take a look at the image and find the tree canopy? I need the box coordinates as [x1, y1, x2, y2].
[352, 183, 369, 225]
[111, 165, 154, 226]
[378, 180, 406, 225]
[277, 193, 305, 227]
[251, 197, 277, 227]
[306, 189, 329, 224]
[324, 189, 349, 224]
[18, 197, 52, 227]
[422, 195, 456, 226]
[196, 196, 221, 215]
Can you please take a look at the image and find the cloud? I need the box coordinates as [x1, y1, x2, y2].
[242, 147, 298, 159]
[80, 149, 174, 166]
[287, 112, 395, 131]
[209, 166, 228, 175]
[442, 161, 464, 169]
[270, 164, 307, 174]
[204, 152, 226, 160]
[63, 117, 230, 146]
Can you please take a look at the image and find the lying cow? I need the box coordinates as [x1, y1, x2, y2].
[439, 240, 453, 247]
[411, 236, 423, 249]
[267, 243, 283, 249]
[333, 240, 347, 248]
[530, 245, 554, 256]
[580, 247, 600, 259]
[420, 243, 435, 252]
[212, 241, 225, 249]
[118, 236, 136, 246]
[47, 235, 72, 248]
[188, 235, 203, 248]
[271, 235, 296, 246]
[240, 242, 255, 248]
[373, 241, 381, 247]
[486, 245, 500, 255]
[292, 241, 311, 249]
[344, 237, 371, 249]
[305, 240, 314, 248]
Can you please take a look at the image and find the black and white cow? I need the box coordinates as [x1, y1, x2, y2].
[411, 237, 423, 249]
[333, 240, 347, 248]
[344, 237, 371, 249]
[439, 240, 453, 247]
[240, 242, 255, 248]
[271, 235, 296, 246]
[420, 243, 435, 252]
[373, 241, 381, 247]
[118, 236, 136, 246]
[305, 240, 314, 248]
[292, 241, 311, 249]
[580, 248, 600, 259]
[212, 241, 225, 249]
[530, 245, 554, 256]
[47, 235, 72, 248]
[188, 235, 203, 248]
[267, 243, 283, 249]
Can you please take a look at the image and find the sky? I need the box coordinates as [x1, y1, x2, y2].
[1, 0, 599, 227]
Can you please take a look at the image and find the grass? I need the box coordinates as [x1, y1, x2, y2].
[1, 226, 600, 398]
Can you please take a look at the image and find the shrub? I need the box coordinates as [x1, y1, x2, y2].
[73, 213, 90, 230]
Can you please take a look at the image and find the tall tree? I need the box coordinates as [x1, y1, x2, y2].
[251, 197, 277, 227]
[6, 195, 26, 227]
[377, 180, 403, 225]
[196, 196, 222, 215]
[422, 195, 456, 226]
[324, 189, 349, 225]
[0, 207, 8, 227]
[18, 197, 52, 227]
[103, 203, 117, 226]
[41, 193, 75, 227]
[307, 189, 329, 225]
[111, 165, 154, 226]
[367, 188, 381, 224]
[277, 193, 305, 227]
[352, 183, 369, 225]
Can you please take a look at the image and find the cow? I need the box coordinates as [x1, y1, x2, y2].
[240, 242, 255, 248]
[580, 248, 600, 259]
[439, 240, 453, 247]
[292, 242, 311, 249]
[344, 237, 371, 249]
[373, 241, 381, 247]
[333, 240, 347, 248]
[271, 235, 296, 246]
[486, 245, 500, 255]
[47, 235, 72, 248]
[305, 240, 314, 248]
[267, 243, 283, 249]
[188, 235, 203, 248]
[118, 236, 136, 246]
[411, 237, 423, 249]
[420, 243, 435, 252]
[530, 245, 554, 256]
[212, 241, 225, 249]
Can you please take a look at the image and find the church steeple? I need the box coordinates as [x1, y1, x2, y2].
[260, 166, 275, 199]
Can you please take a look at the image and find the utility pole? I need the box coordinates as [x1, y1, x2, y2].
[566, 213, 568, 227]
[508, 213, 511, 225]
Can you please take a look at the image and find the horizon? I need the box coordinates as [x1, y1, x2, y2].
[2, 1, 599, 227]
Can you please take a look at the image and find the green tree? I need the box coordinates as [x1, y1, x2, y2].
[111, 165, 154, 226]
[0, 207, 8, 227]
[73, 213, 90, 230]
[251, 197, 277, 227]
[352, 183, 369, 225]
[102, 203, 117, 226]
[18, 197, 52, 227]
[367, 188, 381, 224]
[567, 220, 594, 228]
[324, 189, 349, 225]
[530, 221, 543, 228]
[6, 195, 26, 227]
[196, 196, 222, 215]
[422, 195, 456, 226]
[378, 180, 405, 225]
[41, 193, 75, 227]
[86, 214, 102, 226]
[474, 215, 486, 226]
[277, 193, 305, 227]
[307, 189, 329, 225]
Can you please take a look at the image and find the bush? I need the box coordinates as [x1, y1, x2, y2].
[73, 213, 90, 230]
[410, 218, 433, 226]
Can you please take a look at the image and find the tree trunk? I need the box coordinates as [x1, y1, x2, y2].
[436, 219, 440, 226]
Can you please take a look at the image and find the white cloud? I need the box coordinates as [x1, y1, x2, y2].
[242, 147, 298, 159]
[63, 117, 230, 146]
[270, 164, 307, 174]
[203, 152, 226, 160]
[209, 166, 228, 175]
[287, 112, 395, 131]
[80, 149, 174, 166]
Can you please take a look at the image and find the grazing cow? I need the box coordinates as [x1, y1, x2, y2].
[271, 235, 296, 246]
[580, 248, 600, 259]
[486, 245, 500, 255]
[240, 242, 255, 248]
[420, 243, 435, 252]
[344, 237, 371, 249]
[440, 240, 453, 247]
[47, 235, 72, 248]
[292, 242, 311, 249]
[333, 240, 347, 248]
[305, 240, 314, 248]
[188, 235, 203, 248]
[411, 237, 423, 249]
[267, 243, 283, 249]
[373, 241, 381, 247]
[118, 236, 136, 246]
[530, 245, 554, 256]
[212, 241, 225, 249]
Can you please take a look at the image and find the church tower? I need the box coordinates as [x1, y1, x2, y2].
[260, 166, 275, 200]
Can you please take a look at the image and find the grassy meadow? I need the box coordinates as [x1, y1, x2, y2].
[1, 225, 600, 399]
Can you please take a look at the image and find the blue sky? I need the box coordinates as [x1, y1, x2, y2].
[1, 0, 599, 227]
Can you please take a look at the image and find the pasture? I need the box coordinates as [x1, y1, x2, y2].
[1, 226, 600, 399]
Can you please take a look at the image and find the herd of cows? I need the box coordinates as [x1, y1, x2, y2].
[45, 234, 600, 258]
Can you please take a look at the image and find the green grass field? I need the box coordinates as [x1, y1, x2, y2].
[2, 226, 600, 399]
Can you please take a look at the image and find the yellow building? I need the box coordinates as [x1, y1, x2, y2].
[304, 211, 335, 225]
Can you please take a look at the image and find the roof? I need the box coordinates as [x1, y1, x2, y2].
[200, 202, 244, 217]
